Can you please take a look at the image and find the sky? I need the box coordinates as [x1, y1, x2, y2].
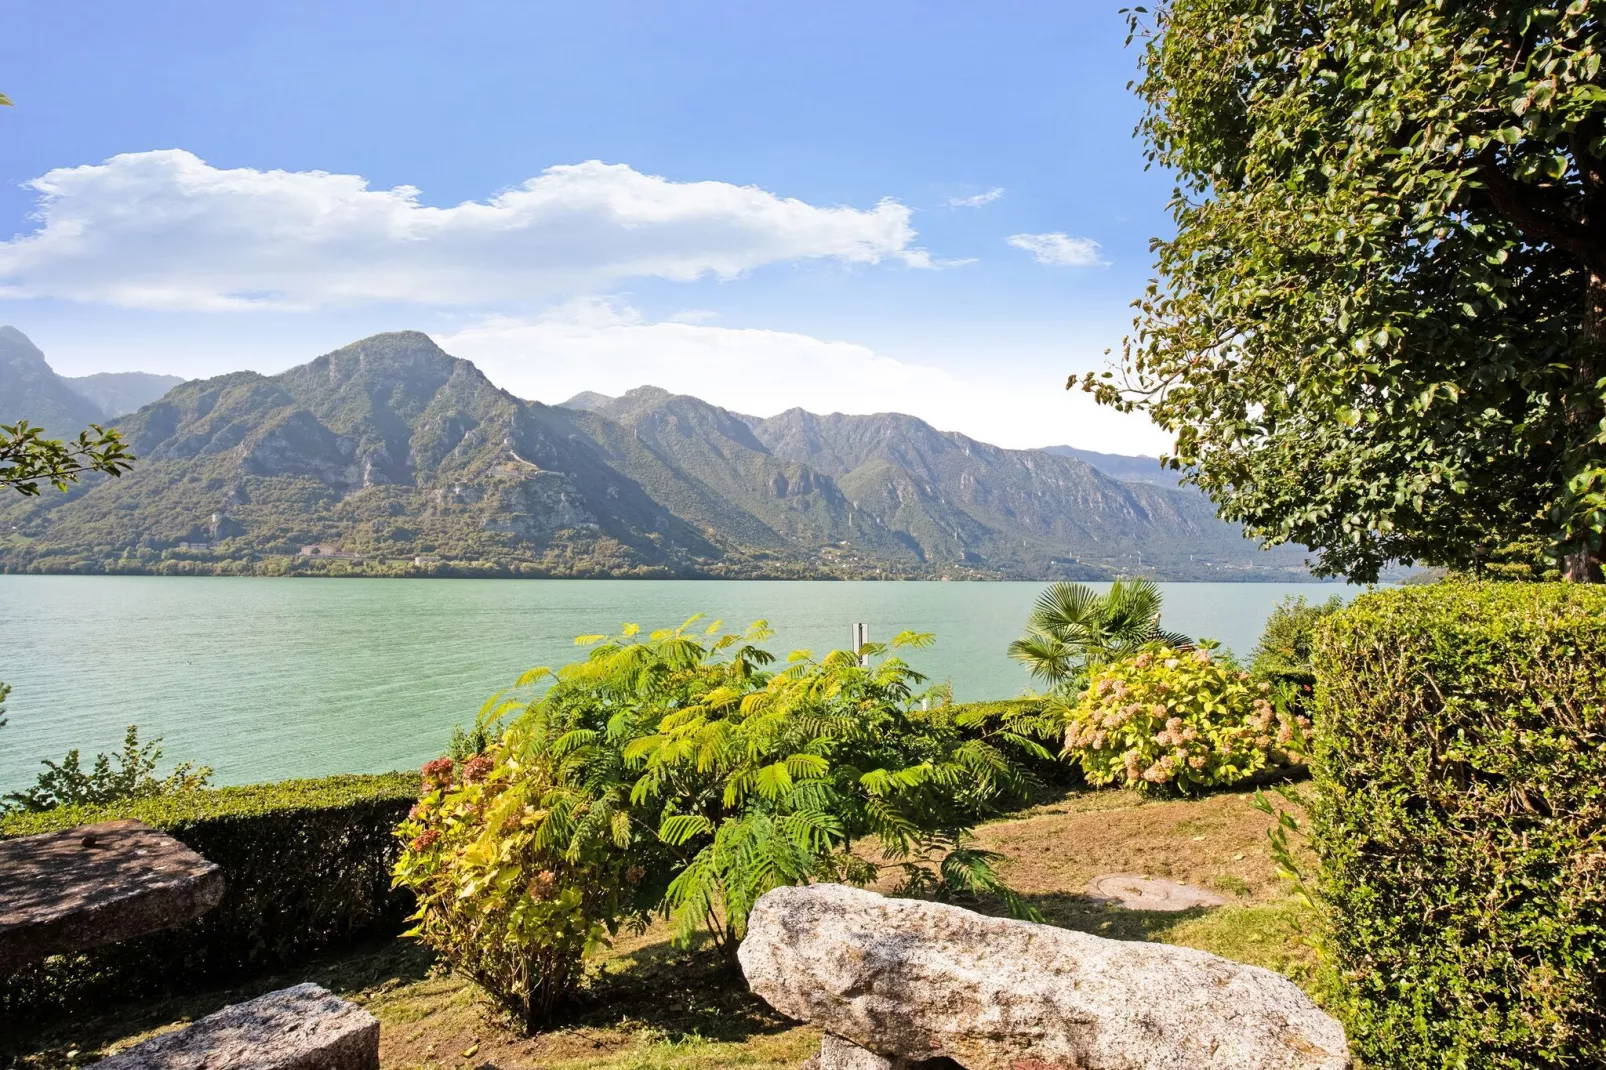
[0, 1, 1176, 453]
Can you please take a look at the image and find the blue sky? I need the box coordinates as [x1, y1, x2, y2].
[0, 1, 1174, 451]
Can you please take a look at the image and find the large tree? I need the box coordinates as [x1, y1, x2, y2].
[1085, 1, 1606, 581]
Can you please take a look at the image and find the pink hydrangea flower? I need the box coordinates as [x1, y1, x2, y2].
[422, 756, 455, 788]
[462, 754, 494, 784]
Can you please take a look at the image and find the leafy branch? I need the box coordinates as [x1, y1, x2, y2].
[1, 421, 135, 495]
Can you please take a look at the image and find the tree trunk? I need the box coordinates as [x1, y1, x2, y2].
[1562, 269, 1606, 583]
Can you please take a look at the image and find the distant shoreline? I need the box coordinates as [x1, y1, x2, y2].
[0, 563, 1332, 584]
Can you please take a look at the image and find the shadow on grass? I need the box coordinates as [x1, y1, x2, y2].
[1, 896, 1249, 1068]
[966, 890, 1217, 943]
[0, 937, 437, 1070]
[1020, 892, 1215, 941]
[553, 935, 794, 1045]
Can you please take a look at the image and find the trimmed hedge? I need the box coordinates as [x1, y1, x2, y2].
[1313, 583, 1606, 1068]
[0, 771, 420, 1019]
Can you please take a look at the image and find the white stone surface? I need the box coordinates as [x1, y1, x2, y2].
[740, 883, 1349, 1070]
[95, 983, 379, 1070]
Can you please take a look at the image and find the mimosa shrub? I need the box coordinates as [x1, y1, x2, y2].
[392, 617, 1059, 1029]
[1062, 645, 1306, 792]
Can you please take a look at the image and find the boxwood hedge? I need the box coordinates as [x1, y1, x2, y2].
[1312, 583, 1606, 1068]
[0, 771, 420, 1020]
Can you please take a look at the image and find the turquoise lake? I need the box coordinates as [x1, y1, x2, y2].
[0, 576, 1352, 793]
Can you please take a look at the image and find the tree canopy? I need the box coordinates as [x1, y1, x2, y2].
[1084, 1, 1606, 581]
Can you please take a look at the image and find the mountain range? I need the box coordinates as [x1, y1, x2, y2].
[0, 327, 1312, 580]
[0, 327, 185, 424]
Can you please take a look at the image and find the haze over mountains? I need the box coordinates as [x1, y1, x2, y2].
[0, 327, 185, 424]
[0, 327, 1311, 580]
[1040, 446, 1184, 487]
[62, 371, 188, 421]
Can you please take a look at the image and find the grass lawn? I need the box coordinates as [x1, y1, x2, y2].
[2, 785, 1315, 1070]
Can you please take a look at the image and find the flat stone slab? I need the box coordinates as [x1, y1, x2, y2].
[1085, 872, 1228, 911]
[0, 819, 224, 969]
[96, 983, 379, 1070]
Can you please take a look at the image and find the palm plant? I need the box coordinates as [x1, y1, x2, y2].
[1008, 578, 1190, 694]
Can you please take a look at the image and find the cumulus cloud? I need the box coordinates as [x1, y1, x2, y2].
[1006, 232, 1104, 266]
[0, 151, 932, 311]
[435, 300, 1169, 453]
[946, 187, 1004, 208]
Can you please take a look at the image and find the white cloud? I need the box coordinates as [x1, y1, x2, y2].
[1006, 232, 1104, 267]
[435, 301, 1169, 454]
[667, 308, 720, 324]
[0, 151, 932, 311]
[946, 187, 1004, 208]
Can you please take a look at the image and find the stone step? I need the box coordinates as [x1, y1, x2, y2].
[95, 983, 379, 1070]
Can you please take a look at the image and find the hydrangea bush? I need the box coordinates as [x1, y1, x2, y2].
[1061, 645, 1306, 792]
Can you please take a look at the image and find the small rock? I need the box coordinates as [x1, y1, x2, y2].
[739, 884, 1349, 1070]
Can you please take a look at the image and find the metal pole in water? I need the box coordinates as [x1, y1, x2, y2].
[852, 622, 869, 667]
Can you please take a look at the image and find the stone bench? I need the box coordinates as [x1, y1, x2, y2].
[0, 819, 224, 969]
[96, 983, 379, 1070]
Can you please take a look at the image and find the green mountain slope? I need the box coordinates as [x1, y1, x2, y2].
[750, 408, 1308, 577]
[1, 333, 1312, 580]
[0, 327, 107, 430]
[557, 387, 919, 567]
[3, 333, 731, 577]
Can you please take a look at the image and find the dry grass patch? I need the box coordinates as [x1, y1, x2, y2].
[977, 785, 1303, 901]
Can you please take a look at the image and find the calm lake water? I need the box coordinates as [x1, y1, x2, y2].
[0, 576, 1352, 793]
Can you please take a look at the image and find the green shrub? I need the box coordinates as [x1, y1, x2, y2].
[3, 724, 212, 812]
[945, 698, 1076, 790]
[1062, 645, 1305, 792]
[1250, 594, 1346, 688]
[0, 772, 419, 1020]
[445, 721, 492, 761]
[393, 744, 651, 1031]
[1251, 595, 1347, 723]
[393, 619, 1058, 1029]
[1313, 583, 1606, 1068]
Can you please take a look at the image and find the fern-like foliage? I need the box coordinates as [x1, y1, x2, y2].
[397, 614, 1060, 1010]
